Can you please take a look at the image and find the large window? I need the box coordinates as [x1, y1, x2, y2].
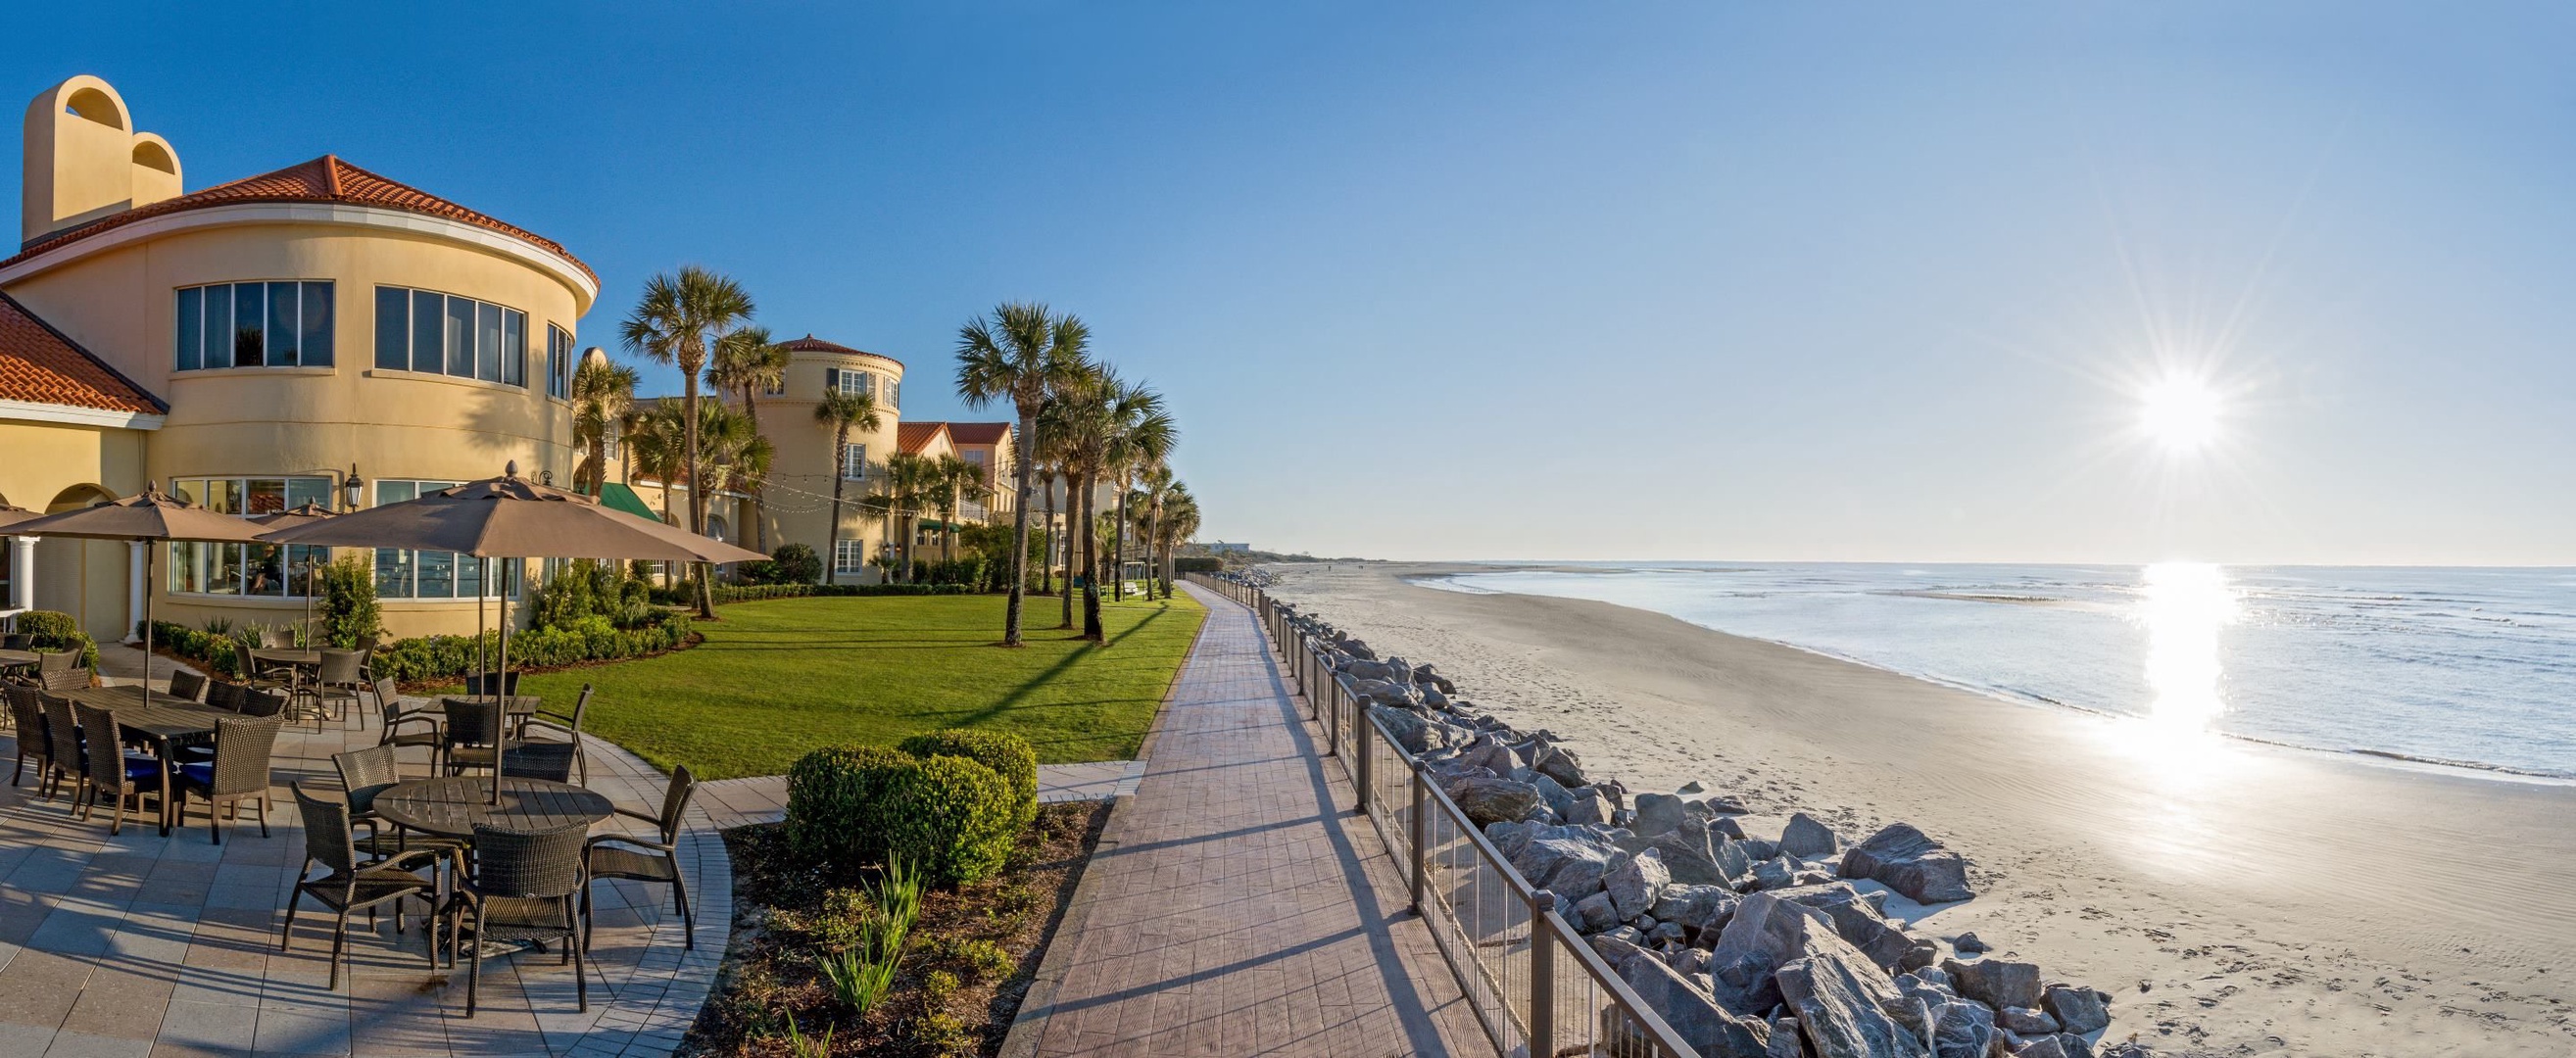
[828, 367, 874, 399]
[174, 282, 333, 370]
[165, 477, 334, 597]
[841, 442, 866, 479]
[372, 481, 516, 600]
[886, 377, 899, 409]
[547, 323, 574, 399]
[373, 286, 526, 387]
[834, 539, 867, 574]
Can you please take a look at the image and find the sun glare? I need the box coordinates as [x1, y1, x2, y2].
[2138, 374, 2221, 453]
[2138, 560, 2238, 732]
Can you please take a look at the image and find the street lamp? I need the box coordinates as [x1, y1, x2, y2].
[343, 464, 365, 511]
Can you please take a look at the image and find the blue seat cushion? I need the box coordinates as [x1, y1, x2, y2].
[123, 756, 166, 783]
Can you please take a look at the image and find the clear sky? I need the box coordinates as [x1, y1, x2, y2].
[12, 3, 2573, 565]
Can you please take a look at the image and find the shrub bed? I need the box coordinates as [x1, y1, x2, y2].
[14, 610, 98, 669]
[149, 609, 694, 684]
[898, 730, 1040, 834]
[786, 735, 1026, 889]
[708, 582, 977, 603]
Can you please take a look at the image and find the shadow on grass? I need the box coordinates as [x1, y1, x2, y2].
[941, 606, 1191, 731]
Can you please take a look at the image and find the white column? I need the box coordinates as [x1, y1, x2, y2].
[125, 540, 147, 643]
[8, 536, 33, 611]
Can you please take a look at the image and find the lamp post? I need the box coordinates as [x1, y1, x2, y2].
[342, 464, 365, 512]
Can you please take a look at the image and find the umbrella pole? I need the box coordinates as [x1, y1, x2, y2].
[143, 538, 154, 704]
[495, 557, 510, 805]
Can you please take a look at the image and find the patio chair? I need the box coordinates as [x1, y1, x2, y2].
[518, 685, 592, 785]
[333, 745, 464, 867]
[375, 679, 442, 773]
[39, 693, 84, 802]
[73, 702, 167, 837]
[6, 684, 50, 788]
[39, 661, 88, 694]
[36, 649, 76, 677]
[308, 649, 365, 728]
[282, 783, 440, 990]
[168, 669, 209, 703]
[499, 742, 578, 784]
[461, 670, 519, 698]
[174, 713, 282, 843]
[583, 765, 698, 950]
[450, 822, 592, 1015]
[1, 634, 29, 651]
[236, 684, 289, 719]
[439, 697, 519, 779]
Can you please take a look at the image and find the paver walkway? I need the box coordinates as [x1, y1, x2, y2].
[0, 664, 726, 1057]
[693, 759, 1146, 830]
[1002, 582, 1485, 1057]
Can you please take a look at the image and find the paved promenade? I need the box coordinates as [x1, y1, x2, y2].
[1002, 582, 1484, 1057]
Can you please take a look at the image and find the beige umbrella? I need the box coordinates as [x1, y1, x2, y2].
[0, 503, 40, 531]
[249, 503, 338, 647]
[6, 488, 272, 701]
[263, 462, 763, 796]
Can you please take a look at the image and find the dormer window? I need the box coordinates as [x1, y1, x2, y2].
[174, 281, 333, 370]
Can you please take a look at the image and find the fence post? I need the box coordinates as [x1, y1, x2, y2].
[1409, 760, 1428, 914]
[1354, 705, 1374, 816]
[1326, 677, 1339, 757]
[1529, 889, 1558, 1058]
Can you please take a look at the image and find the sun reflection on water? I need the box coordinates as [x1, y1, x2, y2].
[2139, 561, 2240, 732]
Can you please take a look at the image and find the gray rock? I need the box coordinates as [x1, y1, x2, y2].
[1647, 921, 1689, 946]
[1712, 837, 1756, 883]
[1650, 884, 1741, 937]
[1574, 890, 1622, 934]
[2014, 1035, 2094, 1058]
[2042, 984, 2111, 1034]
[1616, 954, 1776, 1058]
[1774, 924, 1932, 1058]
[1901, 938, 1940, 973]
[1930, 1000, 1997, 1058]
[1840, 823, 1974, 903]
[1418, 687, 1452, 711]
[1711, 816, 1749, 842]
[1531, 741, 1588, 788]
[1342, 639, 1376, 660]
[1347, 677, 1417, 706]
[1672, 946, 1711, 976]
[1510, 836, 1623, 898]
[1633, 793, 1688, 838]
[1605, 847, 1672, 922]
[1563, 786, 1615, 826]
[1367, 704, 1449, 754]
[1589, 931, 1648, 968]
[1617, 827, 1734, 889]
[1678, 779, 1709, 794]
[1943, 958, 2044, 1012]
[1999, 1007, 2059, 1034]
[1531, 773, 1577, 816]
[1746, 855, 1803, 892]
[1449, 777, 1544, 829]
[2097, 1042, 2159, 1058]
[1458, 733, 1518, 775]
[1781, 812, 1842, 857]
[1766, 1017, 1806, 1058]
[1774, 882, 1916, 972]
[1737, 838, 1781, 861]
[1953, 932, 1987, 955]
[1704, 893, 1833, 1016]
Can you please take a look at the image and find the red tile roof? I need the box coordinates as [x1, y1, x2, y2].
[0, 291, 165, 415]
[779, 334, 902, 366]
[946, 421, 1010, 446]
[5, 156, 595, 285]
[897, 421, 948, 455]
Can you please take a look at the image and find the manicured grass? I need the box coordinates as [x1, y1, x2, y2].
[512, 592, 1207, 780]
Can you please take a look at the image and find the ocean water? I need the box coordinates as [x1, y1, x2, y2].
[1425, 563, 2576, 780]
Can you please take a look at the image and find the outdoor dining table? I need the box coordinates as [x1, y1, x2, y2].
[59, 685, 230, 836]
[369, 775, 612, 839]
[0, 649, 39, 672]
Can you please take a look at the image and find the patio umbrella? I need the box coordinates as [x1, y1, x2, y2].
[5, 488, 272, 701]
[263, 462, 764, 797]
[0, 503, 40, 530]
[248, 503, 337, 646]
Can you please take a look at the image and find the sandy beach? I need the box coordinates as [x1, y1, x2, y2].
[1264, 562, 2576, 1058]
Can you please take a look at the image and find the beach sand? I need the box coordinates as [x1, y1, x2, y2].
[1263, 562, 2576, 1058]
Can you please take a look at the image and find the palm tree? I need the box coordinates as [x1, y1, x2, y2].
[954, 303, 1091, 647]
[622, 403, 689, 584]
[931, 454, 986, 567]
[812, 388, 883, 585]
[1032, 397, 1079, 626]
[1158, 487, 1199, 596]
[877, 452, 941, 584]
[706, 325, 790, 552]
[1056, 365, 1153, 643]
[1104, 384, 1175, 602]
[570, 358, 639, 498]
[1133, 463, 1181, 600]
[619, 266, 756, 618]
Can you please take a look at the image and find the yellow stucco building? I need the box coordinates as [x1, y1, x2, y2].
[0, 75, 1023, 641]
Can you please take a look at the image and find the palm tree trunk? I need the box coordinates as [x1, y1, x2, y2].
[1113, 478, 1130, 602]
[1055, 472, 1073, 628]
[824, 426, 847, 585]
[745, 384, 769, 553]
[1078, 472, 1103, 643]
[1003, 408, 1038, 647]
[683, 368, 714, 619]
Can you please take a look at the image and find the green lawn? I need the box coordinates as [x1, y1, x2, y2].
[508, 593, 1207, 780]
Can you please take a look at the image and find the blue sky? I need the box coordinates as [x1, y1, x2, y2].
[12, 3, 2574, 564]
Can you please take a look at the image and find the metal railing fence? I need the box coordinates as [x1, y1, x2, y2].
[1184, 573, 1700, 1058]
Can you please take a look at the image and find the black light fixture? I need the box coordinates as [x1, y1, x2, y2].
[540, 468, 554, 487]
[343, 463, 365, 510]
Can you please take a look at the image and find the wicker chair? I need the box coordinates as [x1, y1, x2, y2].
[583, 765, 698, 950]
[39, 693, 84, 802]
[375, 679, 441, 774]
[332, 745, 463, 867]
[36, 649, 77, 677]
[499, 742, 577, 784]
[73, 702, 166, 836]
[450, 822, 591, 1015]
[307, 649, 365, 728]
[282, 784, 440, 989]
[7, 684, 50, 789]
[462, 670, 519, 697]
[519, 685, 593, 786]
[39, 662, 89, 693]
[173, 714, 282, 843]
[439, 697, 518, 779]
[168, 669, 209, 703]
[0, 634, 28, 650]
[236, 684, 289, 719]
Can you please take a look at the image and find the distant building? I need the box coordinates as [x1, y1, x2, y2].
[1208, 542, 1250, 554]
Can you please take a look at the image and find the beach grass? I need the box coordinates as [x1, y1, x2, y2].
[510, 592, 1207, 780]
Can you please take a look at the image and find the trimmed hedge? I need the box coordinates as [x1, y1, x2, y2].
[16, 610, 99, 669]
[149, 610, 692, 684]
[784, 742, 1019, 887]
[899, 729, 1039, 834]
[711, 582, 976, 603]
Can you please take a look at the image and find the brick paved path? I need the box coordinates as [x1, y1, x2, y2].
[1004, 582, 1485, 1057]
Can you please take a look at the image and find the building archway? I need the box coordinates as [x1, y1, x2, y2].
[34, 484, 124, 642]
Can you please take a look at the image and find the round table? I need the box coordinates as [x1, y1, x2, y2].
[371, 776, 612, 838]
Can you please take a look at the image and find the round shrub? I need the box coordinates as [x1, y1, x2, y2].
[898, 729, 1039, 833]
[786, 745, 915, 866]
[872, 754, 1016, 887]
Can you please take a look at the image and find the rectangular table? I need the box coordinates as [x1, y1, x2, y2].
[60, 686, 232, 836]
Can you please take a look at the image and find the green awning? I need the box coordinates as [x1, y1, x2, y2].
[597, 482, 661, 522]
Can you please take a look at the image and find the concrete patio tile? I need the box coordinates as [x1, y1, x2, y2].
[153, 1000, 257, 1053]
[42, 1028, 155, 1057]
